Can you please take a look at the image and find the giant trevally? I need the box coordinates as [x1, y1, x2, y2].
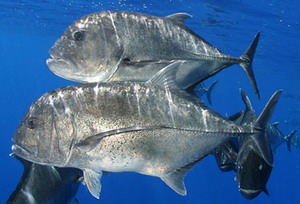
[7, 154, 81, 204]
[12, 62, 279, 199]
[214, 90, 290, 199]
[46, 11, 260, 98]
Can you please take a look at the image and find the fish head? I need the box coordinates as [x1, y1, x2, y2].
[12, 92, 75, 167]
[47, 13, 124, 83]
[236, 138, 272, 199]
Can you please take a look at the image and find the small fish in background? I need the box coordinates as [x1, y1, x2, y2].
[46, 11, 260, 98]
[11, 62, 280, 199]
[267, 122, 297, 152]
[194, 80, 218, 105]
[7, 154, 82, 204]
[214, 89, 295, 200]
[289, 131, 300, 149]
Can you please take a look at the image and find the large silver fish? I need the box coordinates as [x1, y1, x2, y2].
[12, 62, 279, 199]
[46, 11, 260, 98]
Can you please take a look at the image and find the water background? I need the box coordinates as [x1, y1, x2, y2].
[0, 0, 299, 203]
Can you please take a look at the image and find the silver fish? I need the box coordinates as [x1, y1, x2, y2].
[46, 11, 260, 98]
[12, 62, 279, 199]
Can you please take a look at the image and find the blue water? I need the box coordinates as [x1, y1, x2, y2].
[1, 0, 299, 203]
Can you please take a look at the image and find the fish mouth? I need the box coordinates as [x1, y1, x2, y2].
[11, 144, 33, 159]
[46, 56, 79, 77]
[239, 188, 261, 200]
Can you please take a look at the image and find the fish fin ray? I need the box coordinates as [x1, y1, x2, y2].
[165, 13, 192, 23]
[147, 61, 184, 89]
[83, 169, 102, 199]
[239, 32, 260, 99]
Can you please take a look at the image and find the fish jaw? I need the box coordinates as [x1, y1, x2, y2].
[11, 144, 33, 160]
[11, 144, 46, 166]
[46, 57, 84, 82]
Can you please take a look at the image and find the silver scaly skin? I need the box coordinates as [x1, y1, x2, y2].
[47, 11, 260, 97]
[13, 63, 279, 199]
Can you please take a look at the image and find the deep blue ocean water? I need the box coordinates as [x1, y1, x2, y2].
[1, 0, 299, 203]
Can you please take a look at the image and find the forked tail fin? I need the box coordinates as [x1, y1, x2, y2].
[205, 80, 218, 105]
[240, 32, 261, 99]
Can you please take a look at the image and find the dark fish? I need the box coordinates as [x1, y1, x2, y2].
[225, 90, 280, 199]
[12, 62, 279, 199]
[46, 11, 260, 98]
[7, 154, 82, 204]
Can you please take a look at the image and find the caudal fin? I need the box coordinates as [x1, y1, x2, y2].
[205, 80, 218, 105]
[251, 90, 283, 166]
[239, 32, 261, 99]
[285, 130, 297, 152]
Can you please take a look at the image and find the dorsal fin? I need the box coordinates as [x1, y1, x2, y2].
[147, 61, 184, 89]
[165, 13, 192, 23]
[252, 90, 283, 166]
[240, 89, 253, 111]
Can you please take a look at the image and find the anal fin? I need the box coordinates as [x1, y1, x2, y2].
[160, 155, 207, 195]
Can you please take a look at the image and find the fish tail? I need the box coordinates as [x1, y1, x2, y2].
[285, 130, 297, 152]
[251, 90, 283, 167]
[239, 32, 261, 99]
[205, 80, 218, 105]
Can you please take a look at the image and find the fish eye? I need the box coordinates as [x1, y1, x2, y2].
[73, 31, 85, 41]
[26, 117, 37, 129]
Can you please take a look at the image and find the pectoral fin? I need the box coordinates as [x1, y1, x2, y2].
[83, 169, 103, 199]
[76, 126, 168, 152]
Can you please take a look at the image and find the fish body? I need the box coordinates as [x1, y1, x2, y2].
[215, 90, 277, 199]
[47, 11, 260, 97]
[12, 63, 278, 199]
[7, 154, 81, 204]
